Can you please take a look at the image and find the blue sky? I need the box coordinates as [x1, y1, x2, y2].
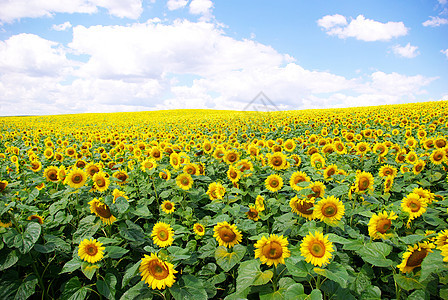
[0, 0, 447, 116]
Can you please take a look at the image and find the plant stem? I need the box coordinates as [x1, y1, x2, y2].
[272, 265, 278, 292]
[29, 253, 46, 300]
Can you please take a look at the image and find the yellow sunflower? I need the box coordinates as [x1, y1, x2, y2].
[161, 200, 175, 214]
[401, 193, 427, 225]
[176, 173, 193, 190]
[246, 205, 260, 221]
[150, 147, 163, 161]
[159, 169, 171, 181]
[397, 242, 435, 273]
[206, 182, 226, 201]
[139, 253, 177, 290]
[78, 238, 105, 264]
[383, 176, 394, 193]
[151, 222, 174, 248]
[267, 152, 288, 171]
[213, 221, 242, 248]
[44, 166, 59, 183]
[64, 167, 88, 189]
[30, 160, 42, 172]
[430, 148, 446, 165]
[112, 188, 128, 203]
[378, 165, 397, 178]
[289, 171, 310, 192]
[193, 223, 205, 236]
[85, 163, 101, 177]
[254, 234, 291, 266]
[92, 171, 110, 193]
[183, 163, 200, 176]
[290, 154, 302, 167]
[307, 181, 326, 199]
[290, 196, 315, 220]
[255, 195, 265, 212]
[441, 245, 448, 263]
[323, 164, 338, 181]
[300, 231, 334, 267]
[265, 174, 283, 192]
[354, 171, 374, 193]
[435, 230, 448, 249]
[223, 150, 240, 164]
[412, 160, 426, 175]
[36, 182, 45, 190]
[314, 196, 345, 226]
[283, 139, 296, 152]
[368, 211, 397, 240]
[27, 214, 44, 224]
[169, 153, 181, 169]
[310, 153, 326, 169]
[141, 159, 157, 171]
[88, 198, 117, 225]
[0, 180, 8, 192]
[227, 165, 241, 183]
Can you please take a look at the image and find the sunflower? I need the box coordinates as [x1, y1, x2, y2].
[193, 223, 205, 236]
[64, 167, 88, 189]
[183, 163, 200, 176]
[75, 159, 86, 169]
[161, 200, 175, 214]
[36, 182, 45, 190]
[85, 163, 101, 177]
[213, 221, 242, 248]
[441, 245, 448, 263]
[169, 153, 181, 169]
[283, 139, 296, 152]
[355, 142, 370, 156]
[223, 150, 240, 164]
[150, 147, 163, 161]
[430, 149, 445, 165]
[397, 242, 435, 273]
[372, 143, 388, 157]
[151, 222, 174, 248]
[289, 171, 310, 191]
[435, 230, 448, 249]
[254, 234, 291, 266]
[159, 169, 171, 181]
[334, 141, 347, 154]
[246, 205, 260, 221]
[412, 160, 426, 175]
[88, 198, 116, 225]
[290, 154, 302, 166]
[227, 165, 241, 183]
[44, 166, 59, 183]
[255, 195, 265, 212]
[378, 165, 397, 178]
[368, 211, 397, 240]
[395, 150, 407, 164]
[206, 182, 226, 201]
[267, 152, 287, 171]
[354, 171, 374, 193]
[310, 153, 325, 169]
[434, 136, 447, 149]
[401, 193, 427, 224]
[237, 159, 253, 175]
[78, 238, 105, 264]
[112, 188, 128, 203]
[307, 181, 326, 199]
[139, 253, 177, 290]
[323, 165, 338, 181]
[141, 159, 157, 171]
[27, 214, 44, 224]
[265, 174, 283, 192]
[92, 171, 110, 193]
[383, 176, 394, 193]
[113, 169, 129, 186]
[176, 173, 193, 190]
[290, 196, 315, 220]
[30, 160, 42, 172]
[300, 231, 334, 267]
[412, 187, 433, 204]
[406, 151, 418, 164]
[213, 146, 226, 161]
[65, 147, 76, 157]
[44, 147, 53, 160]
[202, 140, 213, 154]
[314, 196, 345, 225]
[0, 180, 8, 192]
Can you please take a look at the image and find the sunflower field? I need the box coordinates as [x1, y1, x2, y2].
[1, 102, 448, 300]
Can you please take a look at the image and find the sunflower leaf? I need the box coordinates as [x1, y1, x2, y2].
[420, 250, 444, 282]
[393, 274, 424, 291]
[0, 249, 19, 271]
[215, 244, 246, 272]
[81, 262, 99, 280]
[72, 215, 100, 244]
[97, 273, 116, 299]
[18, 222, 41, 254]
[61, 276, 90, 300]
[14, 275, 38, 300]
[170, 275, 208, 300]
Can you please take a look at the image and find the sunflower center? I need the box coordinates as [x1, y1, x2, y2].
[295, 200, 314, 215]
[181, 178, 189, 186]
[148, 260, 170, 280]
[164, 203, 173, 210]
[172, 158, 178, 165]
[32, 163, 40, 170]
[434, 153, 443, 161]
[96, 204, 112, 218]
[96, 178, 106, 187]
[409, 200, 421, 212]
[406, 249, 428, 267]
[116, 174, 127, 181]
[309, 241, 326, 258]
[262, 241, 283, 259]
[72, 174, 83, 184]
[322, 203, 337, 217]
[86, 245, 98, 256]
[219, 227, 236, 242]
[272, 157, 283, 166]
[227, 154, 237, 162]
[358, 177, 370, 191]
[327, 169, 335, 176]
[270, 179, 279, 188]
[49, 171, 58, 181]
[196, 225, 204, 232]
[247, 209, 258, 219]
[376, 219, 391, 234]
[415, 165, 422, 172]
[157, 229, 169, 241]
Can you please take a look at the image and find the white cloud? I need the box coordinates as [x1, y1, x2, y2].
[318, 14, 408, 41]
[52, 21, 72, 31]
[189, 0, 214, 21]
[0, 0, 143, 23]
[167, 0, 188, 10]
[422, 16, 448, 27]
[392, 43, 419, 58]
[442, 49, 448, 58]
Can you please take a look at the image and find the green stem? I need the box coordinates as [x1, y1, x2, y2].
[315, 274, 322, 290]
[272, 265, 278, 292]
[29, 253, 46, 300]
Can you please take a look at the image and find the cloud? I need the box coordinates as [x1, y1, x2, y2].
[52, 21, 72, 31]
[392, 43, 419, 58]
[422, 16, 448, 27]
[318, 14, 408, 41]
[189, 0, 213, 17]
[442, 49, 448, 58]
[0, 0, 143, 23]
[167, 0, 188, 10]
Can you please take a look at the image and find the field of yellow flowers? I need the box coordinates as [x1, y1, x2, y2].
[1, 102, 448, 299]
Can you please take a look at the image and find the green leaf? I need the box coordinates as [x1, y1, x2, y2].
[122, 261, 141, 288]
[97, 273, 117, 299]
[285, 256, 312, 278]
[215, 244, 246, 272]
[119, 221, 146, 244]
[408, 290, 426, 300]
[360, 286, 381, 300]
[18, 222, 41, 254]
[60, 257, 81, 274]
[283, 283, 306, 300]
[72, 215, 100, 244]
[326, 233, 350, 244]
[328, 185, 349, 198]
[81, 262, 99, 280]
[358, 242, 394, 267]
[254, 269, 273, 285]
[119, 281, 153, 300]
[307, 289, 323, 300]
[14, 275, 38, 300]
[61, 277, 90, 300]
[236, 259, 273, 293]
[352, 265, 373, 295]
[27, 189, 39, 201]
[170, 275, 208, 300]
[159, 190, 172, 198]
[314, 263, 349, 288]
[105, 246, 129, 259]
[0, 249, 19, 271]
[393, 274, 424, 291]
[97, 237, 121, 245]
[420, 250, 444, 282]
[399, 235, 426, 245]
[114, 196, 130, 214]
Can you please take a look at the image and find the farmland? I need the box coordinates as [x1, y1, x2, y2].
[1, 102, 448, 299]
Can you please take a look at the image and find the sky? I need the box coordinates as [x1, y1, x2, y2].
[0, 0, 447, 116]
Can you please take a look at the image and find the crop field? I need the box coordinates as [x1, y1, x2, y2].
[1, 102, 448, 299]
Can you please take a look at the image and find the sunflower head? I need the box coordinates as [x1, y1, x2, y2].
[255, 195, 265, 212]
[151, 222, 174, 248]
[246, 205, 260, 221]
[289, 171, 310, 191]
[354, 171, 374, 193]
[176, 173, 193, 190]
[213, 221, 242, 248]
[265, 174, 283, 192]
[88, 198, 116, 225]
[193, 223, 205, 236]
[206, 182, 226, 200]
[27, 214, 44, 224]
[78, 238, 105, 264]
[397, 242, 435, 273]
[0, 180, 8, 192]
[161, 200, 175, 214]
[64, 167, 88, 189]
[254, 234, 291, 266]
[368, 211, 397, 240]
[314, 195, 345, 225]
[290, 196, 315, 220]
[300, 231, 334, 267]
[139, 253, 177, 290]
[92, 171, 110, 193]
[159, 169, 171, 180]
